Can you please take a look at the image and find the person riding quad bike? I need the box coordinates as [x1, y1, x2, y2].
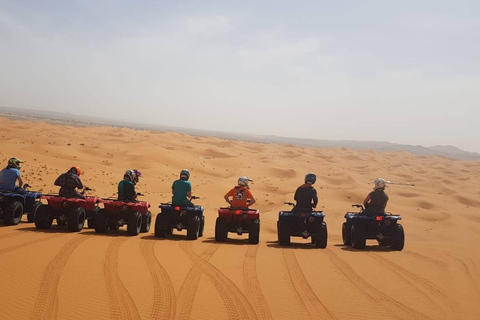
[292, 173, 318, 212]
[54, 166, 85, 199]
[224, 176, 256, 208]
[363, 178, 389, 215]
[172, 169, 195, 206]
[0, 157, 27, 194]
[118, 169, 142, 201]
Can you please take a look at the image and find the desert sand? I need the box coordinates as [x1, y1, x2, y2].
[1, 116, 479, 320]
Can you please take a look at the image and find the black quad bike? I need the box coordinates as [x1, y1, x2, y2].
[0, 184, 42, 225]
[154, 196, 204, 240]
[342, 204, 405, 250]
[277, 202, 327, 248]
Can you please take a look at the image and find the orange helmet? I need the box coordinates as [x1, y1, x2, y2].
[73, 166, 82, 176]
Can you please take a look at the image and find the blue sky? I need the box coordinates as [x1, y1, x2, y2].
[1, 1, 479, 152]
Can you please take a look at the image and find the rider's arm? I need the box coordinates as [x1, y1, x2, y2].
[312, 188, 318, 208]
[363, 194, 371, 207]
[187, 191, 192, 198]
[17, 176, 23, 188]
[76, 177, 84, 190]
[224, 190, 233, 205]
[248, 196, 256, 207]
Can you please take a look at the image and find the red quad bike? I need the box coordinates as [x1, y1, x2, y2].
[35, 188, 100, 232]
[215, 207, 260, 244]
[95, 193, 151, 236]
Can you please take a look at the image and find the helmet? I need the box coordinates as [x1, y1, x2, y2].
[373, 178, 386, 190]
[238, 176, 253, 189]
[132, 169, 142, 183]
[8, 157, 23, 169]
[180, 169, 190, 180]
[305, 173, 316, 184]
[72, 166, 82, 175]
[124, 169, 135, 182]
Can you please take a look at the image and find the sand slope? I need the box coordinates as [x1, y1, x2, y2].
[0, 117, 479, 319]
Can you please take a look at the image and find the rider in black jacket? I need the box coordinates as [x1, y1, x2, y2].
[293, 173, 318, 212]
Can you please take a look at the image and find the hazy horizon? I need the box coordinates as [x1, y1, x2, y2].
[1, 1, 479, 152]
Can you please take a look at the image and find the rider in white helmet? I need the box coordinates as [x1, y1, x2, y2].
[363, 178, 389, 215]
[224, 176, 256, 208]
[118, 169, 141, 201]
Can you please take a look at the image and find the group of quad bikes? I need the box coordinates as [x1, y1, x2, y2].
[0, 187, 405, 250]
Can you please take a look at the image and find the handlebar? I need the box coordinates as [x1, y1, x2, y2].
[22, 183, 32, 189]
[284, 202, 295, 206]
[136, 192, 144, 197]
[190, 196, 200, 200]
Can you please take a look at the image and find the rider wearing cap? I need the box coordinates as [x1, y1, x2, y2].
[0, 158, 26, 194]
[224, 176, 256, 209]
[172, 169, 194, 206]
[292, 173, 318, 212]
[118, 169, 142, 201]
[54, 166, 85, 199]
[363, 178, 389, 215]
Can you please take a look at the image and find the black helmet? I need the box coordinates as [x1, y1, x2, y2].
[305, 173, 316, 184]
[180, 169, 190, 180]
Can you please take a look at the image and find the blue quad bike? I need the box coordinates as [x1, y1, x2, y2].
[277, 202, 328, 248]
[0, 184, 42, 225]
[154, 196, 205, 240]
[342, 204, 405, 251]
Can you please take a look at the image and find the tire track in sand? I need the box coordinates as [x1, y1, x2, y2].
[283, 249, 335, 320]
[0, 234, 65, 255]
[104, 237, 141, 320]
[30, 235, 90, 320]
[325, 249, 431, 320]
[0, 231, 22, 240]
[403, 250, 448, 269]
[179, 242, 257, 320]
[140, 240, 176, 320]
[243, 246, 274, 320]
[176, 243, 220, 320]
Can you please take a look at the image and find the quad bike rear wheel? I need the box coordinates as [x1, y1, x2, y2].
[314, 221, 328, 248]
[87, 207, 99, 229]
[155, 213, 168, 237]
[215, 217, 227, 242]
[342, 222, 351, 246]
[199, 216, 205, 237]
[94, 209, 110, 233]
[3, 201, 23, 226]
[390, 224, 405, 251]
[351, 224, 366, 249]
[35, 204, 54, 229]
[187, 215, 200, 240]
[141, 211, 152, 233]
[127, 211, 142, 236]
[27, 201, 42, 223]
[248, 219, 260, 244]
[278, 221, 291, 246]
[68, 207, 86, 232]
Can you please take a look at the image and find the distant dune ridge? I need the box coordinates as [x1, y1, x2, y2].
[0, 115, 480, 319]
[1, 106, 479, 160]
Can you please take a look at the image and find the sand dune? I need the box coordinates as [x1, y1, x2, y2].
[1, 117, 480, 319]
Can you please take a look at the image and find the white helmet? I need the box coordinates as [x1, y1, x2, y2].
[124, 170, 135, 182]
[373, 178, 387, 190]
[238, 176, 253, 189]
